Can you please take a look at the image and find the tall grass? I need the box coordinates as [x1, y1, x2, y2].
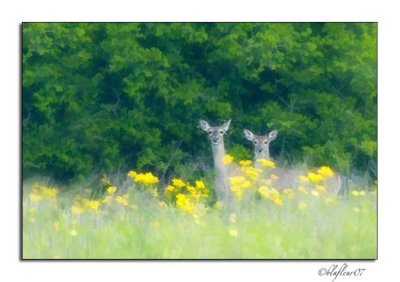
[22, 165, 377, 259]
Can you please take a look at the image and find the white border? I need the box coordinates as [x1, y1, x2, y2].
[1, 0, 399, 281]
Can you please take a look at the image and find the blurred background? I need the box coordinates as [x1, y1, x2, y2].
[22, 23, 377, 185]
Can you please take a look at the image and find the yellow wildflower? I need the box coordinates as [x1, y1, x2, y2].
[325, 197, 337, 206]
[298, 202, 308, 210]
[176, 194, 196, 213]
[311, 190, 320, 197]
[102, 195, 112, 204]
[260, 178, 273, 186]
[353, 207, 360, 213]
[172, 178, 186, 188]
[186, 185, 197, 197]
[83, 199, 100, 211]
[140, 172, 159, 184]
[41, 187, 58, 199]
[259, 187, 282, 205]
[150, 188, 158, 198]
[241, 166, 261, 182]
[197, 188, 209, 199]
[115, 194, 129, 206]
[70, 229, 78, 236]
[299, 175, 309, 183]
[307, 172, 324, 183]
[129, 171, 159, 185]
[272, 197, 283, 205]
[127, 170, 137, 179]
[271, 188, 280, 196]
[297, 186, 308, 194]
[239, 160, 252, 166]
[283, 188, 294, 199]
[158, 201, 168, 209]
[317, 166, 334, 177]
[316, 185, 327, 193]
[270, 174, 279, 180]
[195, 180, 206, 189]
[352, 190, 366, 196]
[258, 186, 271, 198]
[229, 176, 251, 188]
[71, 205, 84, 215]
[228, 228, 238, 237]
[222, 154, 234, 165]
[270, 189, 283, 205]
[165, 185, 175, 193]
[231, 185, 244, 201]
[230, 175, 253, 201]
[29, 193, 42, 202]
[107, 186, 117, 194]
[256, 159, 276, 168]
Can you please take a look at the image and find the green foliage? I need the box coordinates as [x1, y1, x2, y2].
[23, 23, 377, 183]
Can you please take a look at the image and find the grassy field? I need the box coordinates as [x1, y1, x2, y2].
[22, 162, 377, 259]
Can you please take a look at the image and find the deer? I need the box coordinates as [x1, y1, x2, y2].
[199, 119, 235, 204]
[243, 128, 342, 195]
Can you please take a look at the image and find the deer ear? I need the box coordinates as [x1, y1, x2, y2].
[268, 130, 278, 141]
[222, 119, 231, 131]
[244, 129, 255, 141]
[199, 120, 210, 131]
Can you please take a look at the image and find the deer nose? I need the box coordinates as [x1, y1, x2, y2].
[257, 148, 263, 153]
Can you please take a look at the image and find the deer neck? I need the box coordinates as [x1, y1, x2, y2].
[212, 142, 226, 173]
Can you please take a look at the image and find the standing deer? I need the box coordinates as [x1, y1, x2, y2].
[244, 128, 342, 195]
[199, 119, 234, 203]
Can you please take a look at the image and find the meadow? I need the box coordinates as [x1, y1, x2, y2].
[22, 158, 377, 259]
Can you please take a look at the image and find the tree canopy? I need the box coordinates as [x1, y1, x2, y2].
[22, 23, 377, 183]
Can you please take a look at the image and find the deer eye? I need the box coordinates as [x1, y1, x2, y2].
[254, 140, 258, 144]
[208, 130, 213, 135]
[219, 130, 224, 134]
[264, 140, 268, 144]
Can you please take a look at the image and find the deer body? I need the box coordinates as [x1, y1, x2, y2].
[200, 119, 234, 203]
[244, 128, 342, 195]
[211, 139, 231, 202]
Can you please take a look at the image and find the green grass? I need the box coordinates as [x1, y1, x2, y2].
[22, 179, 376, 259]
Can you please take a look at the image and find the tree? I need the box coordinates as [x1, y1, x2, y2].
[22, 23, 377, 183]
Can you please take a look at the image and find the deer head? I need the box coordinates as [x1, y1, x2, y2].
[199, 119, 231, 146]
[243, 129, 278, 159]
